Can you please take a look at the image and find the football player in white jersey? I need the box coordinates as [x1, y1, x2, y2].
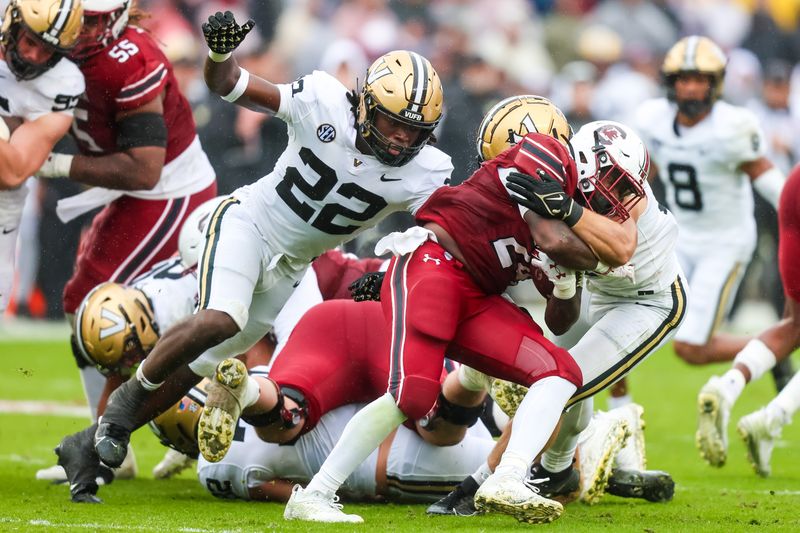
[0, 0, 84, 312]
[428, 120, 686, 516]
[633, 36, 785, 379]
[56, 10, 452, 503]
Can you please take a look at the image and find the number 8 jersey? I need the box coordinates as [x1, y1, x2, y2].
[634, 98, 766, 255]
[241, 70, 453, 262]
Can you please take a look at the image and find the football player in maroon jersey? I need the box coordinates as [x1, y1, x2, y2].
[33, 0, 217, 479]
[285, 97, 643, 523]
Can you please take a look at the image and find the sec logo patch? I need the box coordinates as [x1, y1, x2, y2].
[317, 124, 336, 143]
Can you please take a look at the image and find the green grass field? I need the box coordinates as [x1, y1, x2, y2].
[1, 337, 799, 532]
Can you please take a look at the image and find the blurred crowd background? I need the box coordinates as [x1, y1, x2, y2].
[6, 0, 800, 330]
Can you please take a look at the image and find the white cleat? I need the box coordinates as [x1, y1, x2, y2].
[35, 464, 67, 483]
[36, 445, 136, 484]
[737, 408, 783, 477]
[577, 413, 630, 505]
[696, 376, 731, 467]
[114, 445, 138, 480]
[474, 472, 563, 523]
[283, 485, 364, 523]
[153, 448, 196, 479]
[198, 358, 248, 463]
[608, 403, 647, 471]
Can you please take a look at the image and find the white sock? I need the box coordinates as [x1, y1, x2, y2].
[607, 394, 632, 410]
[305, 393, 406, 496]
[470, 462, 493, 485]
[541, 398, 593, 473]
[79, 366, 106, 422]
[240, 375, 260, 408]
[733, 339, 777, 382]
[495, 376, 577, 481]
[718, 368, 747, 404]
[770, 370, 800, 422]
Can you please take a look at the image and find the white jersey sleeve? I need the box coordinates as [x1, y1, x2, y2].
[0, 58, 85, 121]
[276, 70, 348, 126]
[716, 105, 767, 166]
[131, 258, 198, 333]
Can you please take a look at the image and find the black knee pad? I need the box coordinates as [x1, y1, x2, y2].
[422, 392, 485, 429]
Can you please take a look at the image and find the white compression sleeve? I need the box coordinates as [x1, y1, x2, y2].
[752, 167, 785, 209]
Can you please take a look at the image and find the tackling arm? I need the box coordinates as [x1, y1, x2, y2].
[63, 97, 167, 190]
[526, 211, 598, 270]
[0, 113, 71, 189]
[569, 210, 637, 267]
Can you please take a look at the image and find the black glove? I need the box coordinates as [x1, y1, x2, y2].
[202, 11, 256, 54]
[506, 170, 584, 227]
[348, 271, 385, 302]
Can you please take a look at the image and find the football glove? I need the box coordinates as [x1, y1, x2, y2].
[506, 170, 583, 227]
[348, 271, 385, 302]
[531, 251, 577, 300]
[202, 11, 256, 55]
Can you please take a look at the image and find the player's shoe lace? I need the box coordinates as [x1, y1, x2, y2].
[474, 472, 563, 524]
[737, 407, 784, 477]
[283, 485, 364, 523]
[696, 376, 731, 467]
[198, 358, 249, 462]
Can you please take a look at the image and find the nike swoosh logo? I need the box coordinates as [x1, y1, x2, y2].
[2, 227, 17, 235]
[380, 174, 402, 182]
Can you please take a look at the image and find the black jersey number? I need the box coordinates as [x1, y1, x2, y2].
[276, 147, 388, 235]
[667, 162, 702, 211]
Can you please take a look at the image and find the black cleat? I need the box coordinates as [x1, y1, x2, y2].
[606, 469, 674, 502]
[56, 425, 103, 503]
[426, 476, 479, 516]
[528, 463, 580, 501]
[95, 378, 149, 467]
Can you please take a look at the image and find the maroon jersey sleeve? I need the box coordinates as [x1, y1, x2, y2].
[779, 165, 800, 302]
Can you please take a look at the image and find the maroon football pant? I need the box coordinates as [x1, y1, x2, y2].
[63, 183, 217, 314]
[380, 240, 582, 420]
[780, 166, 800, 304]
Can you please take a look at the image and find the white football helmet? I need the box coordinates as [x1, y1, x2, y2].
[570, 120, 649, 221]
[72, 0, 130, 59]
[178, 196, 227, 268]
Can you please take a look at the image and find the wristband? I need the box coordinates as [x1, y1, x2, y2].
[208, 50, 232, 63]
[37, 153, 74, 179]
[752, 166, 784, 210]
[222, 68, 250, 102]
[563, 201, 584, 227]
[552, 280, 576, 300]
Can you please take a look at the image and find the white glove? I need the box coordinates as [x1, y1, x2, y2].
[594, 261, 636, 283]
[532, 251, 576, 299]
[35, 153, 73, 179]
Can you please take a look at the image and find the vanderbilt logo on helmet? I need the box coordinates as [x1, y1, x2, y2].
[477, 95, 572, 161]
[0, 0, 84, 80]
[356, 50, 443, 167]
[99, 308, 126, 339]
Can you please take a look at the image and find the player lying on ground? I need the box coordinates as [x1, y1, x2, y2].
[696, 163, 800, 474]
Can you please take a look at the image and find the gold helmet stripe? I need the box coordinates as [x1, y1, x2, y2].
[407, 51, 428, 114]
[683, 35, 699, 70]
[44, 0, 75, 47]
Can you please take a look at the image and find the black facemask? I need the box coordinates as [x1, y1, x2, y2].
[676, 98, 712, 119]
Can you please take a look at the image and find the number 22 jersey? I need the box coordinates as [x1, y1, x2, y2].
[238, 70, 453, 262]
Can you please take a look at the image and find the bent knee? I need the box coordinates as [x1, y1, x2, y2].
[394, 375, 441, 420]
[190, 309, 241, 344]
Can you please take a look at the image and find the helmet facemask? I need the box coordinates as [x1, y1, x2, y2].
[578, 149, 645, 222]
[665, 72, 718, 119]
[358, 91, 437, 167]
[71, 3, 129, 61]
[2, 14, 64, 80]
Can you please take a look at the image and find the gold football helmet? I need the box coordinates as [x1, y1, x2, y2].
[357, 50, 444, 167]
[75, 282, 160, 377]
[476, 95, 572, 162]
[661, 36, 727, 110]
[0, 0, 84, 80]
[149, 379, 210, 457]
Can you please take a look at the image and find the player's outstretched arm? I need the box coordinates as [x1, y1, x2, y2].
[742, 157, 784, 210]
[202, 11, 281, 114]
[0, 114, 70, 189]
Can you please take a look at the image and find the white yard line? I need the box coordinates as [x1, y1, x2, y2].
[0, 400, 89, 418]
[0, 517, 248, 532]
